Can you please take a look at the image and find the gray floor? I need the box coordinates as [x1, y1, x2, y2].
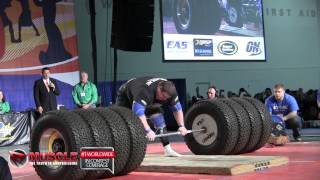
[1, 128, 320, 162]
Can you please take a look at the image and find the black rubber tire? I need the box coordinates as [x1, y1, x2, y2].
[109, 106, 147, 175]
[30, 110, 94, 180]
[173, 0, 222, 34]
[226, 0, 243, 28]
[220, 99, 251, 155]
[243, 97, 273, 151]
[184, 100, 239, 155]
[232, 98, 262, 153]
[73, 109, 113, 179]
[93, 108, 131, 177]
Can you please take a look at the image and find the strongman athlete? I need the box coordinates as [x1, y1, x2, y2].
[116, 77, 188, 157]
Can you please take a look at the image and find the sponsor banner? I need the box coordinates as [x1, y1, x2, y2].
[0, 112, 31, 146]
[163, 34, 265, 60]
[80, 147, 115, 173]
[9, 146, 115, 174]
[0, 0, 80, 111]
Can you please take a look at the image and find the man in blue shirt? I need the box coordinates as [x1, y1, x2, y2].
[265, 83, 301, 141]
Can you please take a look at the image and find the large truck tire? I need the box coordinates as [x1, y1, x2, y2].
[30, 110, 94, 180]
[93, 108, 131, 177]
[109, 106, 147, 175]
[243, 97, 273, 150]
[232, 98, 262, 153]
[184, 100, 239, 155]
[173, 0, 222, 34]
[221, 99, 251, 154]
[225, 0, 243, 28]
[73, 109, 114, 179]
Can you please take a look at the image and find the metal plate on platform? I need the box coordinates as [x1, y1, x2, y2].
[137, 154, 289, 175]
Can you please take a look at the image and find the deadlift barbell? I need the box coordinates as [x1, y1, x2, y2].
[154, 128, 206, 138]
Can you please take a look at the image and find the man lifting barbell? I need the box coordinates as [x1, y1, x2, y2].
[115, 77, 188, 157]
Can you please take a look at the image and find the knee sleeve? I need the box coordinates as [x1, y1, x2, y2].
[150, 113, 166, 129]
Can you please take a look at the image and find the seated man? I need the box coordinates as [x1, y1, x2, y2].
[265, 83, 302, 141]
[72, 71, 98, 109]
[116, 77, 188, 157]
[207, 86, 217, 100]
[0, 90, 10, 114]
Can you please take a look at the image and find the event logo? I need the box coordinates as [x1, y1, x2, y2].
[0, 122, 14, 140]
[166, 40, 188, 49]
[80, 147, 115, 174]
[217, 41, 238, 55]
[246, 41, 262, 56]
[193, 39, 213, 56]
[29, 151, 78, 166]
[8, 149, 28, 168]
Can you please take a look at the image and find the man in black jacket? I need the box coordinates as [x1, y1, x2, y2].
[33, 67, 60, 114]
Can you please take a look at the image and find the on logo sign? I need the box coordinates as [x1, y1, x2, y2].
[166, 41, 188, 49]
[246, 41, 262, 55]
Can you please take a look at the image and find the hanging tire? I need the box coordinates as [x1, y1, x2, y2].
[30, 110, 94, 180]
[184, 100, 239, 155]
[109, 106, 147, 175]
[243, 97, 273, 150]
[73, 109, 114, 178]
[220, 99, 251, 154]
[172, 0, 222, 34]
[232, 98, 262, 153]
[93, 108, 131, 177]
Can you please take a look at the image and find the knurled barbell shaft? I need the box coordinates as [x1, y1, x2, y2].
[154, 129, 205, 138]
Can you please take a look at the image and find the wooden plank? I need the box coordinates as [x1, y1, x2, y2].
[136, 154, 289, 175]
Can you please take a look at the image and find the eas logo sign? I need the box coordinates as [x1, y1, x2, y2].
[246, 41, 262, 56]
[217, 41, 238, 55]
[166, 41, 188, 49]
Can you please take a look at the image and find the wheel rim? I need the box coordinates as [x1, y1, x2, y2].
[228, 7, 238, 24]
[176, 0, 191, 30]
[39, 128, 66, 169]
[192, 114, 218, 146]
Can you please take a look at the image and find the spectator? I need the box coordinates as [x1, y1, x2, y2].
[115, 77, 188, 157]
[263, 88, 272, 101]
[207, 86, 217, 100]
[33, 67, 60, 114]
[239, 88, 251, 97]
[72, 71, 98, 109]
[0, 90, 10, 114]
[265, 83, 302, 141]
